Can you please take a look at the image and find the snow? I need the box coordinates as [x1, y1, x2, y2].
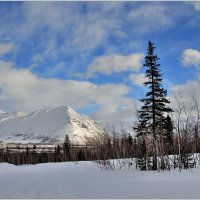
[0, 106, 105, 144]
[0, 160, 200, 198]
[0, 111, 25, 122]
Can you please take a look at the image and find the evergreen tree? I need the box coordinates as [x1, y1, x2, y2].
[134, 41, 173, 170]
[127, 134, 133, 157]
[63, 134, 71, 161]
[26, 146, 29, 154]
[25, 146, 30, 164]
[33, 145, 37, 154]
[106, 138, 112, 159]
[57, 144, 61, 154]
[137, 137, 147, 170]
[163, 114, 173, 154]
[31, 145, 37, 164]
[127, 133, 133, 146]
[77, 149, 85, 161]
[54, 144, 61, 162]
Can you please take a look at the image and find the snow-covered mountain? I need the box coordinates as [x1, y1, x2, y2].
[0, 111, 25, 122]
[0, 106, 105, 144]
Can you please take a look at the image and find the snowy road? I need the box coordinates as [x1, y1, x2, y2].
[0, 161, 200, 198]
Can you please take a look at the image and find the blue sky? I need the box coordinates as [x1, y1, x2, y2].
[0, 1, 200, 125]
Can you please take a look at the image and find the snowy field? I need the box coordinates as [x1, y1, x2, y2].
[1, 161, 200, 199]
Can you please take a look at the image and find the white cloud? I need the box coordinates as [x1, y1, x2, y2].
[87, 54, 144, 77]
[181, 49, 200, 68]
[32, 54, 44, 63]
[0, 60, 136, 122]
[17, 2, 122, 56]
[91, 104, 135, 121]
[0, 2, 179, 62]
[0, 43, 14, 56]
[128, 4, 174, 33]
[167, 80, 200, 129]
[129, 73, 146, 87]
[30, 54, 45, 69]
[188, 2, 200, 11]
[48, 63, 66, 75]
[170, 80, 200, 110]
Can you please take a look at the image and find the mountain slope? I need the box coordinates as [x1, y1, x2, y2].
[0, 106, 105, 144]
[0, 111, 25, 122]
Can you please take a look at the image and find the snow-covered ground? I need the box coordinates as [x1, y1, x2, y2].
[1, 161, 200, 199]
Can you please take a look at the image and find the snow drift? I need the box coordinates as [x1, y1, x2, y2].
[0, 106, 105, 144]
[1, 160, 200, 199]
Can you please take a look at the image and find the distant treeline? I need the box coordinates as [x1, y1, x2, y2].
[0, 134, 137, 165]
[0, 132, 200, 171]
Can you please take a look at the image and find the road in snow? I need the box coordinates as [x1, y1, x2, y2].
[0, 161, 200, 198]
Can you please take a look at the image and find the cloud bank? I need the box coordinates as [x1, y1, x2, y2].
[87, 54, 144, 77]
[0, 43, 14, 56]
[0, 60, 136, 122]
[181, 49, 200, 68]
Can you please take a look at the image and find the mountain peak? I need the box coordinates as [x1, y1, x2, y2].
[0, 106, 105, 144]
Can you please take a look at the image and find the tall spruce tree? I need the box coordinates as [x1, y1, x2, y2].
[135, 41, 173, 170]
[163, 114, 173, 154]
[63, 134, 71, 161]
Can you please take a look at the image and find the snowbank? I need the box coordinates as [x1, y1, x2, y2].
[0, 161, 200, 198]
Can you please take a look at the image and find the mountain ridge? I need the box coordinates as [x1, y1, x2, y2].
[0, 106, 105, 145]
